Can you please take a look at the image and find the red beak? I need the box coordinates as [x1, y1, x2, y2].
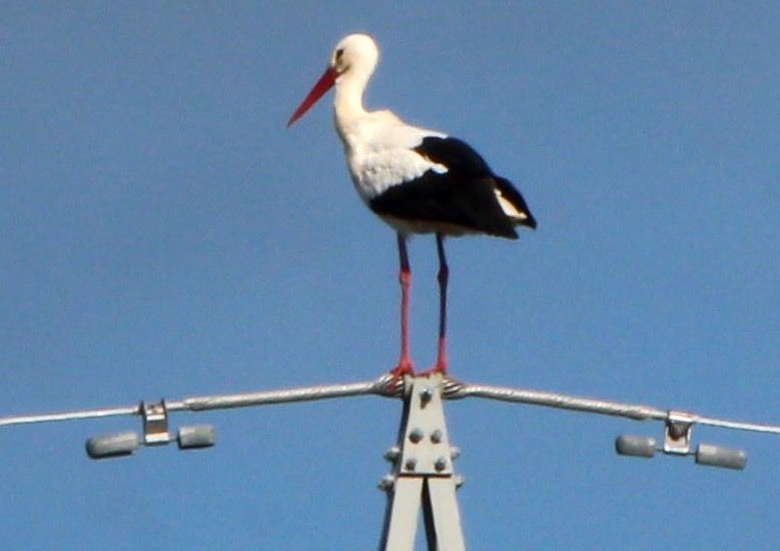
[287, 66, 338, 127]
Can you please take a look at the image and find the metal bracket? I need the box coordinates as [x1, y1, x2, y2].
[397, 378, 455, 476]
[141, 400, 171, 445]
[663, 410, 694, 455]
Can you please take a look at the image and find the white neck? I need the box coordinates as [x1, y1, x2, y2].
[333, 70, 370, 129]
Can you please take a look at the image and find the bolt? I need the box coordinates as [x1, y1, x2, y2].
[434, 457, 448, 471]
[668, 422, 689, 440]
[430, 429, 443, 444]
[420, 387, 434, 405]
[450, 446, 461, 460]
[383, 446, 401, 462]
[404, 458, 417, 472]
[409, 428, 424, 443]
[377, 475, 395, 492]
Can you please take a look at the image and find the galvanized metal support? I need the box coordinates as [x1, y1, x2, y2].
[378, 375, 466, 551]
[141, 400, 170, 445]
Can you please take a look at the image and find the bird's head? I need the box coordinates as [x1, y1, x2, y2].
[329, 34, 379, 77]
[287, 33, 379, 126]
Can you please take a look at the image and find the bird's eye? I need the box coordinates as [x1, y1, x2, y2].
[335, 48, 344, 62]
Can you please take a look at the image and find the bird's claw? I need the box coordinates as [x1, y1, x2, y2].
[416, 360, 447, 377]
[389, 360, 414, 378]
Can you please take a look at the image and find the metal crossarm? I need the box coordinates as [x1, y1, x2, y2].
[443, 380, 780, 435]
[0, 378, 401, 428]
[3, 373, 780, 549]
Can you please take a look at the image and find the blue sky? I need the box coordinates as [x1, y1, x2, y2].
[2, 2, 780, 549]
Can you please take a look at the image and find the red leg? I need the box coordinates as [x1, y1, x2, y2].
[421, 234, 449, 376]
[390, 234, 414, 376]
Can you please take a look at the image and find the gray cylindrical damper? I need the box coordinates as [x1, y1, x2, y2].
[86, 431, 140, 459]
[615, 435, 656, 458]
[177, 425, 217, 450]
[695, 444, 747, 470]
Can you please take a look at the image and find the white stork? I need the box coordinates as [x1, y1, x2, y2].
[288, 33, 536, 376]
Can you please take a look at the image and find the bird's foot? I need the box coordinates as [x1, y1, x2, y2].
[417, 361, 447, 378]
[389, 359, 415, 378]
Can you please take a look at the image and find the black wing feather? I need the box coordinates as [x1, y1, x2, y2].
[369, 136, 535, 238]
